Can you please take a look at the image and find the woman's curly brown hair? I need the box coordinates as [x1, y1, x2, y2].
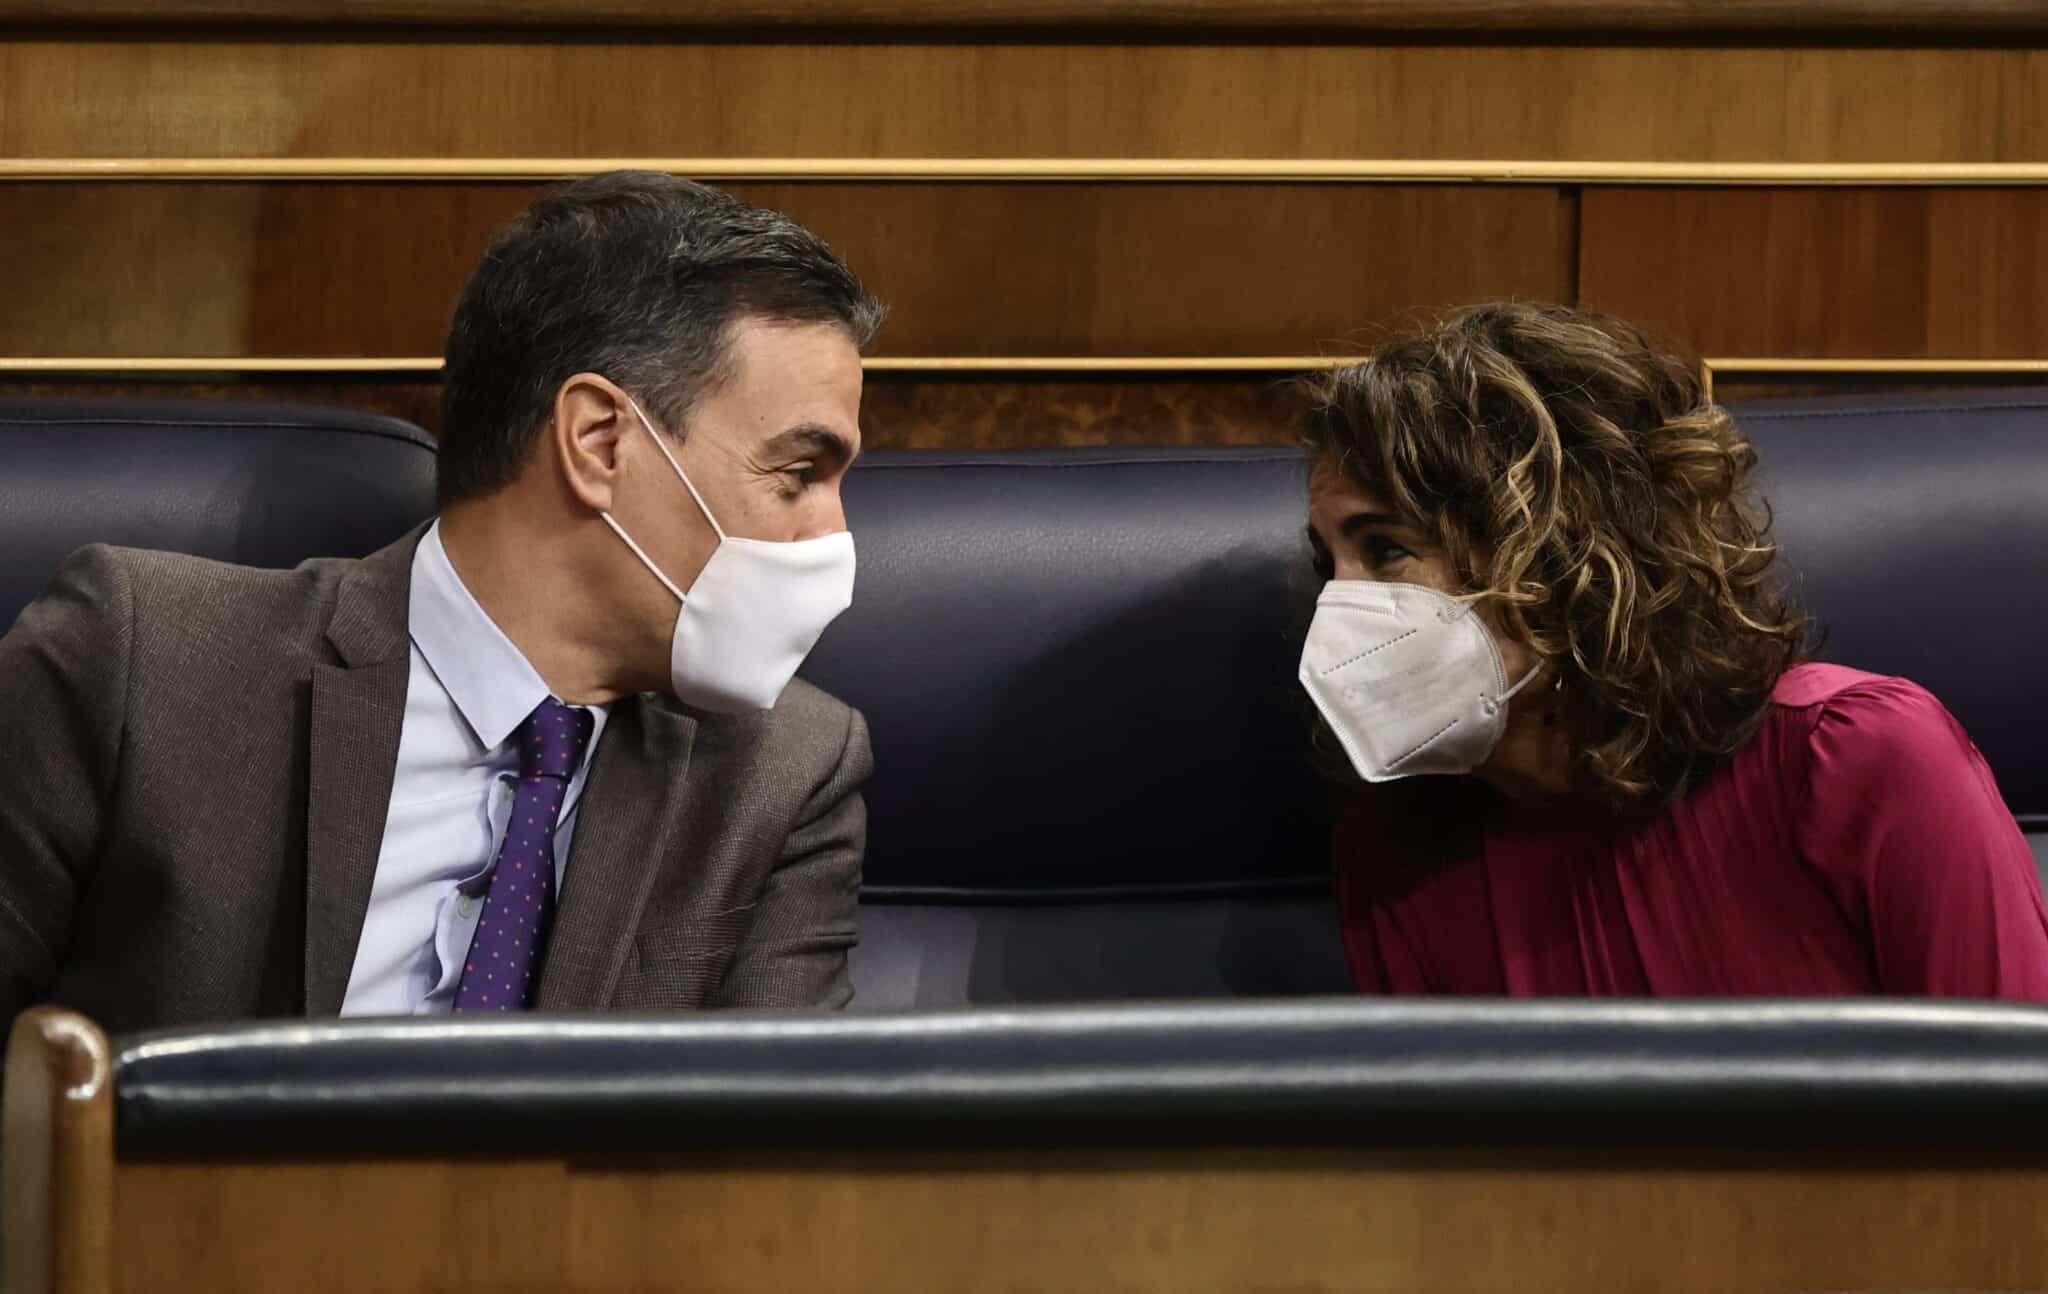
[1305, 302, 1808, 807]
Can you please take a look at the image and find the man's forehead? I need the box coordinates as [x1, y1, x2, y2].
[694, 318, 864, 441]
[723, 316, 863, 377]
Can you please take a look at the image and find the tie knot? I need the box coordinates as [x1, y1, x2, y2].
[518, 698, 594, 781]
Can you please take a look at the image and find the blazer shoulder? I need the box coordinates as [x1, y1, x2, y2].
[773, 677, 859, 733]
[683, 677, 868, 775]
[78, 543, 364, 656]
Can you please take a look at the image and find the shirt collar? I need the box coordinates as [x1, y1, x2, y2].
[409, 520, 606, 753]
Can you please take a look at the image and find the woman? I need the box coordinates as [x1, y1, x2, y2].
[1300, 302, 2048, 997]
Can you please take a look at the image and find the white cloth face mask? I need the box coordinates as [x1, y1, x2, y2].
[1298, 580, 1540, 782]
[599, 398, 856, 713]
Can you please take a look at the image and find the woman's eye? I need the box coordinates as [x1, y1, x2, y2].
[1364, 537, 1413, 568]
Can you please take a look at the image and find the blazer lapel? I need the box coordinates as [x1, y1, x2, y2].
[302, 533, 420, 1015]
[535, 695, 699, 1010]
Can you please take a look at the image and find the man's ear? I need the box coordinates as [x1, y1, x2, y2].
[549, 373, 634, 513]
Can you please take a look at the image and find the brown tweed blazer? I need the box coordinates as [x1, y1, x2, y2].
[0, 532, 869, 1033]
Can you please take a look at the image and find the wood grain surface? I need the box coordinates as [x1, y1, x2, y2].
[4, 41, 2045, 164]
[113, 1146, 2048, 1293]
[0, 181, 1569, 358]
[1579, 188, 2048, 358]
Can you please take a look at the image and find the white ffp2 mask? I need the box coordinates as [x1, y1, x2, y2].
[1298, 580, 1539, 782]
[600, 399, 855, 713]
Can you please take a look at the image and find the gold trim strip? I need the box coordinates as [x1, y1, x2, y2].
[11, 356, 2046, 380]
[8, 158, 2048, 186]
[3, 0, 2045, 33]
[0, 356, 1359, 375]
[869, 356, 1356, 372]
[1704, 358, 2048, 374]
[0, 358, 449, 374]
[1701, 357, 2048, 401]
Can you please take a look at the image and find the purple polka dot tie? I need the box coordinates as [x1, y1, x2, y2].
[453, 699, 594, 1012]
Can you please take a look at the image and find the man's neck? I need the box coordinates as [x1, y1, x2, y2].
[435, 500, 649, 706]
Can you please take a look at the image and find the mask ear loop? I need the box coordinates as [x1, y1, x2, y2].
[597, 513, 689, 604]
[1499, 662, 1546, 705]
[625, 397, 729, 544]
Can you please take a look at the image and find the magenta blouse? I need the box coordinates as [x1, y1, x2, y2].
[1335, 664, 2048, 998]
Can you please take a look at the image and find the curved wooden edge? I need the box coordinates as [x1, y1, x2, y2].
[9, 158, 2048, 186]
[3, 1009, 113, 1294]
[0, 0, 2045, 32]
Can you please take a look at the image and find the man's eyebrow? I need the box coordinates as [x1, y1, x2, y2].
[761, 424, 858, 464]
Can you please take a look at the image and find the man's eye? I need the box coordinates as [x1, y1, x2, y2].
[780, 463, 818, 487]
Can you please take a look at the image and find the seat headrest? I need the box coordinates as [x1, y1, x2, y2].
[0, 399, 438, 634]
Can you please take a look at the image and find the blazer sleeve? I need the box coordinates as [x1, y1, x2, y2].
[1800, 676, 2048, 1000]
[0, 546, 131, 1024]
[710, 704, 870, 1009]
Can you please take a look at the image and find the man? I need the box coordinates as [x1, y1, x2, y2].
[0, 171, 884, 1031]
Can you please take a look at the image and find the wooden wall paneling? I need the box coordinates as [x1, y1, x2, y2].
[861, 373, 1308, 447]
[0, 181, 1572, 358]
[2, 42, 2046, 163]
[1578, 187, 2048, 359]
[116, 1148, 2048, 1293]
[8, 0, 2048, 33]
[3, 184, 266, 358]
[0, 373, 1313, 448]
[1926, 191, 2048, 357]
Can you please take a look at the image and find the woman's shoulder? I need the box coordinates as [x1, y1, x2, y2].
[1767, 661, 1974, 776]
[1772, 661, 1926, 710]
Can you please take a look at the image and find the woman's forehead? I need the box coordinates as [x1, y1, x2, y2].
[1309, 457, 1390, 513]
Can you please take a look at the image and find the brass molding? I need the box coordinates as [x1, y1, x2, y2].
[17, 356, 2048, 391]
[8, 158, 2048, 186]
[6, 0, 2048, 34]
[0, 356, 1361, 375]
[0, 357, 448, 374]
[1702, 356, 2048, 401]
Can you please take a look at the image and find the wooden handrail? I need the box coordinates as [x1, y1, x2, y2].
[1, 0, 2046, 33]
[2, 1010, 113, 1294]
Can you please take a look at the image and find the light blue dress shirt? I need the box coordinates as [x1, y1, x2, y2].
[339, 523, 610, 1016]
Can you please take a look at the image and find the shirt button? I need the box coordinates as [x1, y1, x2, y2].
[458, 897, 477, 919]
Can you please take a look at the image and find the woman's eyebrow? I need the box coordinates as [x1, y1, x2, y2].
[1337, 510, 1403, 541]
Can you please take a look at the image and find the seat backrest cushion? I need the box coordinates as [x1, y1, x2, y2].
[0, 399, 438, 634]
[1733, 391, 2048, 829]
[803, 448, 1342, 1005]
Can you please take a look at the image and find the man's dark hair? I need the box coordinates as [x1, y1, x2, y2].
[438, 170, 884, 506]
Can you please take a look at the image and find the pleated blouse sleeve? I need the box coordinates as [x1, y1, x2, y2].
[1798, 676, 2048, 1000]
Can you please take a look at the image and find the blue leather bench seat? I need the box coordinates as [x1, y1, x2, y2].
[4, 392, 2045, 1009]
[815, 394, 2048, 1005]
